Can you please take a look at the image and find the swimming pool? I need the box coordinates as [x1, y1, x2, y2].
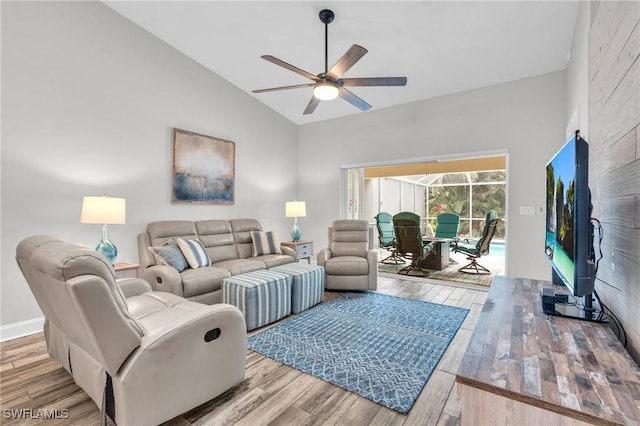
[488, 241, 505, 257]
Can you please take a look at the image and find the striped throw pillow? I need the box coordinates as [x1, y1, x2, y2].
[250, 231, 282, 256]
[176, 238, 211, 269]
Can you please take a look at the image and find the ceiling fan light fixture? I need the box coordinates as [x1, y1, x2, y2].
[313, 82, 339, 100]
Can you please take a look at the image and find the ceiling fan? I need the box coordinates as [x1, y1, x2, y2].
[252, 9, 407, 115]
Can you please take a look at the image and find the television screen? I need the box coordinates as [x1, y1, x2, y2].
[545, 131, 595, 298]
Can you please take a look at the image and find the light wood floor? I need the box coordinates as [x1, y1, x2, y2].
[0, 275, 488, 426]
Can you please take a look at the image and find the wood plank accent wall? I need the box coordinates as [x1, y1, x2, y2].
[588, 1, 640, 363]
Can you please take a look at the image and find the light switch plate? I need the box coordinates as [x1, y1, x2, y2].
[520, 206, 535, 215]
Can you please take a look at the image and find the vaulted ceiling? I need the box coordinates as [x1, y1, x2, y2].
[104, 1, 580, 125]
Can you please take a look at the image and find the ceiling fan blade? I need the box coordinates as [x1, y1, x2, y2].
[340, 77, 407, 87]
[339, 87, 371, 111]
[261, 55, 319, 81]
[303, 96, 321, 115]
[327, 44, 368, 79]
[252, 83, 314, 94]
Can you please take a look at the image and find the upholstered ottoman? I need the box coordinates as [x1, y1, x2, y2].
[270, 263, 325, 314]
[222, 270, 292, 331]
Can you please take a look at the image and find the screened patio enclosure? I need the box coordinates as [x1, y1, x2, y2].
[341, 155, 507, 273]
[364, 170, 506, 241]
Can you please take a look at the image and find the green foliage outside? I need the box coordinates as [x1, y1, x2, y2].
[545, 163, 555, 231]
[426, 171, 506, 239]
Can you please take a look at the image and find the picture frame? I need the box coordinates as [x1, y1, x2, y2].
[172, 128, 235, 204]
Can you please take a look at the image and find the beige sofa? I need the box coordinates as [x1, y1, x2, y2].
[137, 218, 296, 304]
[16, 235, 247, 426]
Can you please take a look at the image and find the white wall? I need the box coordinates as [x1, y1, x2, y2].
[1, 2, 298, 328]
[401, 182, 416, 212]
[298, 71, 567, 279]
[380, 178, 402, 215]
[363, 179, 379, 224]
[566, 1, 591, 137]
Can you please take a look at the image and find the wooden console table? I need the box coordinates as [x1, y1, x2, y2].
[456, 276, 640, 425]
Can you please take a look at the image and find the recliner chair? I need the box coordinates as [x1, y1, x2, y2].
[318, 220, 377, 291]
[15, 235, 247, 426]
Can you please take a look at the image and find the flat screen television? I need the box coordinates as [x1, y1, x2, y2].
[544, 130, 597, 320]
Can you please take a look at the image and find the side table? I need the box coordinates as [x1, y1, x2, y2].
[280, 240, 313, 264]
[114, 262, 140, 279]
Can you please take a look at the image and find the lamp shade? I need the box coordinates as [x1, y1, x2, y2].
[80, 196, 126, 224]
[285, 201, 307, 218]
[313, 82, 339, 100]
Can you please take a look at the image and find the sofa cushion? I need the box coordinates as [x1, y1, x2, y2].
[230, 219, 263, 259]
[177, 238, 212, 269]
[148, 242, 188, 272]
[330, 220, 369, 258]
[125, 291, 206, 333]
[195, 220, 238, 262]
[179, 266, 230, 298]
[212, 258, 265, 276]
[254, 254, 295, 268]
[147, 221, 198, 247]
[250, 231, 282, 256]
[325, 256, 370, 276]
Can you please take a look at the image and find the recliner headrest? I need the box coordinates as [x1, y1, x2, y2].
[17, 235, 115, 283]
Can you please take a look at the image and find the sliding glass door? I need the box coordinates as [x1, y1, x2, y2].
[341, 167, 364, 219]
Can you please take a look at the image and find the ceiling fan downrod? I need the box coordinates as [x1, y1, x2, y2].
[319, 9, 335, 76]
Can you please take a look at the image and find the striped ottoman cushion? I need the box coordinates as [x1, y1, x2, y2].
[222, 270, 292, 331]
[270, 264, 325, 314]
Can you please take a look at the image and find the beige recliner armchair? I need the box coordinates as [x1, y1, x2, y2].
[318, 220, 378, 291]
[16, 235, 247, 426]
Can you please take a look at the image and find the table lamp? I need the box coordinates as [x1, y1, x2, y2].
[285, 201, 306, 242]
[80, 195, 126, 263]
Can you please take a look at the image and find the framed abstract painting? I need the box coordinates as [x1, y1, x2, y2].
[172, 128, 235, 204]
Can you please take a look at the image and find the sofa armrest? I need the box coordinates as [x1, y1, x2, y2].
[115, 303, 247, 426]
[140, 265, 183, 297]
[280, 245, 296, 259]
[117, 278, 152, 298]
[137, 233, 155, 269]
[367, 249, 378, 290]
[317, 248, 332, 266]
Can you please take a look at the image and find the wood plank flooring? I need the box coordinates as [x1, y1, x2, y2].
[0, 275, 488, 426]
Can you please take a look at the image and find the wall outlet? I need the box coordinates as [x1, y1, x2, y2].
[519, 206, 535, 216]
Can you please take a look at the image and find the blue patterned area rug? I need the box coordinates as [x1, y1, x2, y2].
[247, 292, 468, 413]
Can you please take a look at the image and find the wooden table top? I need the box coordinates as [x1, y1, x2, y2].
[456, 275, 640, 425]
[421, 237, 457, 243]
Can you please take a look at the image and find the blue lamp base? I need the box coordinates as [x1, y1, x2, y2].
[96, 224, 117, 263]
[290, 218, 302, 242]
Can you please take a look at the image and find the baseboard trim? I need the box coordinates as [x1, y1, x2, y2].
[0, 317, 44, 342]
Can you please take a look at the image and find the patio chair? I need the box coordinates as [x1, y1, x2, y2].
[393, 219, 433, 276]
[392, 212, 430, 257]
[375, 212, 404, 264]
[423, 212, 460, 264]
[456, 210, 500, 274]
